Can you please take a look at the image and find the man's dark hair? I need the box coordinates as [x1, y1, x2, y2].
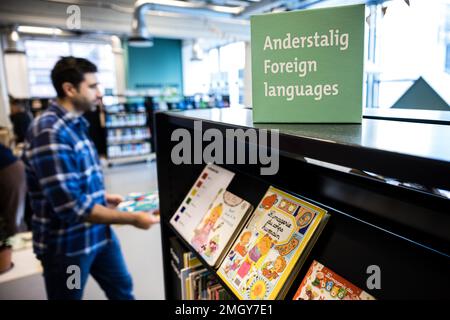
[51, 56, 97, 98]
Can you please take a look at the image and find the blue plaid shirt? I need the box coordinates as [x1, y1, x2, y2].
[23, 104, 110, 257]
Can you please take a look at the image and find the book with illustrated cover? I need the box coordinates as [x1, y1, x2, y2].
[170, 164, 235, 244]
[180, 265, 205, 300]
[190, 189, 253, 268]
[217, 186, 329, 300]
[117, 191, 159, 212]
[293, 260, 376, 300]
[189, 268, 209, 300]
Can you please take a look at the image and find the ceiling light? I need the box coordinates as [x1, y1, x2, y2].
[128, 36, 154, 47]
[17, 25, 63, 35]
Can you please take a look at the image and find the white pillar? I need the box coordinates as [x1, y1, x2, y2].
[0, 37, 11, 128]
[3, 30, 30, 100]
[111, 36, 126, 96]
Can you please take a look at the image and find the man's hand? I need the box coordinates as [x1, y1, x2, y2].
[106, 193, 124, 208]
[132, 210, 161, 230]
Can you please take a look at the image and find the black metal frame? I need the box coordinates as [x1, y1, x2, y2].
[155, 109, 450, 300]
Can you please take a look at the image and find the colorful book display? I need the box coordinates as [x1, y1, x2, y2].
[167, 164, 346, 301]
[217, 186, 329, 300]
[293, 260, 376, 300]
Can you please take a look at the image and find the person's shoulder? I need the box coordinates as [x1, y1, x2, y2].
[31, 109, 66, 133]
[26, 109, 72, 145]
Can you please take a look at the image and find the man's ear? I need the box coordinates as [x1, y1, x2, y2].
[62, 82, 77, 98]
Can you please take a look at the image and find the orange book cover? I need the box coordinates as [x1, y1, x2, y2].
[293, 260, 375, 300]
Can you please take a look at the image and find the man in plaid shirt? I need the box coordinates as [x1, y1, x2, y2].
[23, 57, 159, 300]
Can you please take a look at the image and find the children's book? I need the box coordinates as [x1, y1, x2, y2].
[117, 191, 159, 212]
[180, 265, 204, 300]
[190, 189, 253, 268]
[189, 268, 208, 300]
[169, 164, 235, 253]
[293, 260, 376, 300]
[217, 186, 329, 300]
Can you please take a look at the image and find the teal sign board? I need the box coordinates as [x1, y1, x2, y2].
[251, 4, 365, 123]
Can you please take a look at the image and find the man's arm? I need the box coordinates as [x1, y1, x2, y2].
[86, 204, 160, 229]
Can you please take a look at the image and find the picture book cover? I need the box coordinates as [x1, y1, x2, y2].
[293, 260, 376, 300]
[170, 164, 235, 246]
[190, 189, 253, 268]
[117, 191, 159, 212]
[217, 186, 328, 300]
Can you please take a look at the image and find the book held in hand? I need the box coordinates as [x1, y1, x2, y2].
[293, 260, 376, 300]
[117, 191, 159, 212]
[217, 186, 329, 300]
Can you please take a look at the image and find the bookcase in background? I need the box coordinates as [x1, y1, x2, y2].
[103, 96, 155, 166]
[102, 94, 233, 167]
[155, 108, 450, 300]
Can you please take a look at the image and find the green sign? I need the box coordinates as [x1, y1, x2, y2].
[251, 4, 365, 123]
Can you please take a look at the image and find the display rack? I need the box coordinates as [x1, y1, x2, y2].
[155, 108, 450, 300]
[104, 99, 154, 166]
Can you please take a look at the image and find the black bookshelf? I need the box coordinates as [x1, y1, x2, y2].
[154, 108, 450, 300]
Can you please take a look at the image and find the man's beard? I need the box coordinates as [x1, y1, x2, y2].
[72, 96, 96, 113]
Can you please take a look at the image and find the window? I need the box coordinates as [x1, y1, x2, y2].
[182, 41, 245, 107]
[445, 4, 450, 73]
[25, 39, 116, 98]
[366, 0, 450, 111]
[219, 42, 245, 107]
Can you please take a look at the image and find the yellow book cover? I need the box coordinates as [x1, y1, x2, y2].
[186, 277, 191, 300]
[217, 186, 327, 300]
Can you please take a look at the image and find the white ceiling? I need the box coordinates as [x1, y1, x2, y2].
[0, 0, 251, 41]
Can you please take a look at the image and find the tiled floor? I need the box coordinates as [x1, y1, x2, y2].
[0, 161, 165, 300]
